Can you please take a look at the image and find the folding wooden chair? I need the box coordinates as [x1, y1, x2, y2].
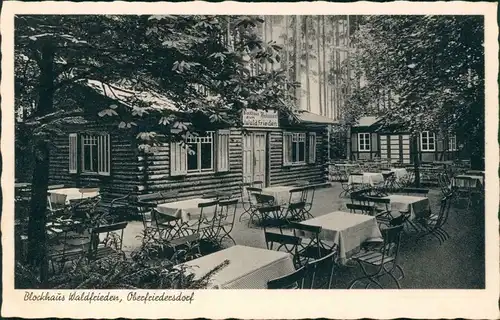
[267, 266, 307, 289]
[88, 222, 128, 261]
[416, 196, 451, 245]
[289, 222, 336, 267]
[257, 203, 286, 231]
[211, 198, 239, 246]
[307, 250, 337, 289]
[283, 187, 310, 221]
[187, 200, 219, 242]
[239, 186, 263, 226]
[348, 225, 404, 289]
[265, 231, 302, 267]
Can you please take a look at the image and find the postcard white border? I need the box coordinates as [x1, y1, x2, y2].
[2, 1, 499, 319]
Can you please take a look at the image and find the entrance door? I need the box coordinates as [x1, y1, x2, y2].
[242, 132, 267, 186]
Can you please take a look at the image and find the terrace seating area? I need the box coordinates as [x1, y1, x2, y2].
[14, 159, 484, 289]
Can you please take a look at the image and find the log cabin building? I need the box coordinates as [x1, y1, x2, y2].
[350, 116, 461, 164]
[48, 80, 336, 207]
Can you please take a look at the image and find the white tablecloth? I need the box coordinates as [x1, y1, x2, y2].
[262, 186, 298, 205]
[179, 245, 296, 289]
[382, 194, 431, 220]
[348, 172, 384, 186]
[48, 188, 100, 205]
[156, 198, 216, 222]
[299, 211, 382, 264]
[452, 175, 484, 188]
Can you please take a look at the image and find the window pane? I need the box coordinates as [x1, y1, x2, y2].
[292, 142, 297, 162]
[298, 141, 305, 161]
[92, 144, 98, 172]
[187, 143, 198, 170]
[83, 145, 92, 171]
[200, 143, 213, 169]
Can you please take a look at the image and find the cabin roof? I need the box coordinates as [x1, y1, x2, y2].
[295, 110, 338, 125]
[354, 116, 381, 127]
[83, 79, 178, 111]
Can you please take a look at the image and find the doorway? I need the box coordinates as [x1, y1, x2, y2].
[242, 132, 267, 186]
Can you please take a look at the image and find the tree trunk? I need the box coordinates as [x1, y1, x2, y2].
[412, 135, 421, 187]
[294, 16, 302, 106]
[322, 16, 327, 118]
[316, 16, 322, 115]
[28, 41, 55, 284]
[305, 16, 311, 111]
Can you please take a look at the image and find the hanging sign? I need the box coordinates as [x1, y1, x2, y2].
[242, 109, 279, 128]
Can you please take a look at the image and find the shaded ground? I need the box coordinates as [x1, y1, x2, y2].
[121, 183, 485, 289]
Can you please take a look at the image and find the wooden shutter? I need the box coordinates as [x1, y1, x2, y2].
[69, 133, 78, 174]
[308, 132, 316, 163]
[170, 141, 187, 176]
[371, 133, 378, 152]
[283, 132, 293, 165]
[436, 132, 444, 151]
[97, 134, 111, 176]
[217, 130, 230, 172]
[351, 132, 358, 152]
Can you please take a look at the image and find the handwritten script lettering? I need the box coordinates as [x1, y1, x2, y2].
[23, 291, 195, 304]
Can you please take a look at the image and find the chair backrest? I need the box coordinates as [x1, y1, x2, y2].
[216, 198, 239, 224]
[264, 231, 302, 258]
[380, 225, 403, 261]
[252, 180, 264, 188]
[346, 203, 375, 215]
[288, 221, 322, 236]
[307, 250, 337, 289]
[288, 186, 308, 203]
[90, 221, 128, 253]
[267, 266, 307, 289]
[254, 193, 276, 206]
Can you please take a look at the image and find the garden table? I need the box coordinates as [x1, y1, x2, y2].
[382, 194, 431, 220]
[348, 172, 384, 186]
[156, 197, 216, 222]
[261, 186, 300, 205]
[298, 211, 383, 264]
[178, 245, 296, 289]
[452, 175, 484, 189]
[48, 187, 100, 205]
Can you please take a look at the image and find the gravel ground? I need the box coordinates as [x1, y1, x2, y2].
[121, 183, 485, 289]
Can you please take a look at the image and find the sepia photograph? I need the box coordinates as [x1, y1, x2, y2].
[2, 1, 498, 319]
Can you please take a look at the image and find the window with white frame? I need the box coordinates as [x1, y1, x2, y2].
[358, 133, 371, 151]
[420, 131, 436, 151]
[186, 132, 214, 173]
[283, 132, 307, 165]
[170, 131, 230, 176]
[69, 133, 110, 175]
[448, 135, 457, 151]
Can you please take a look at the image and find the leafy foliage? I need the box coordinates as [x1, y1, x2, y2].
[346, 15, 484, 159]
[16, 228, 227, 289]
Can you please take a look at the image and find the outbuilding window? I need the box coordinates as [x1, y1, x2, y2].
[283, 132, 316, 165]
[420, 131, 436, 151]
[358, 133, 371, 151]
[448, 135, 457, 151]
[68, 133, 110, 176]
